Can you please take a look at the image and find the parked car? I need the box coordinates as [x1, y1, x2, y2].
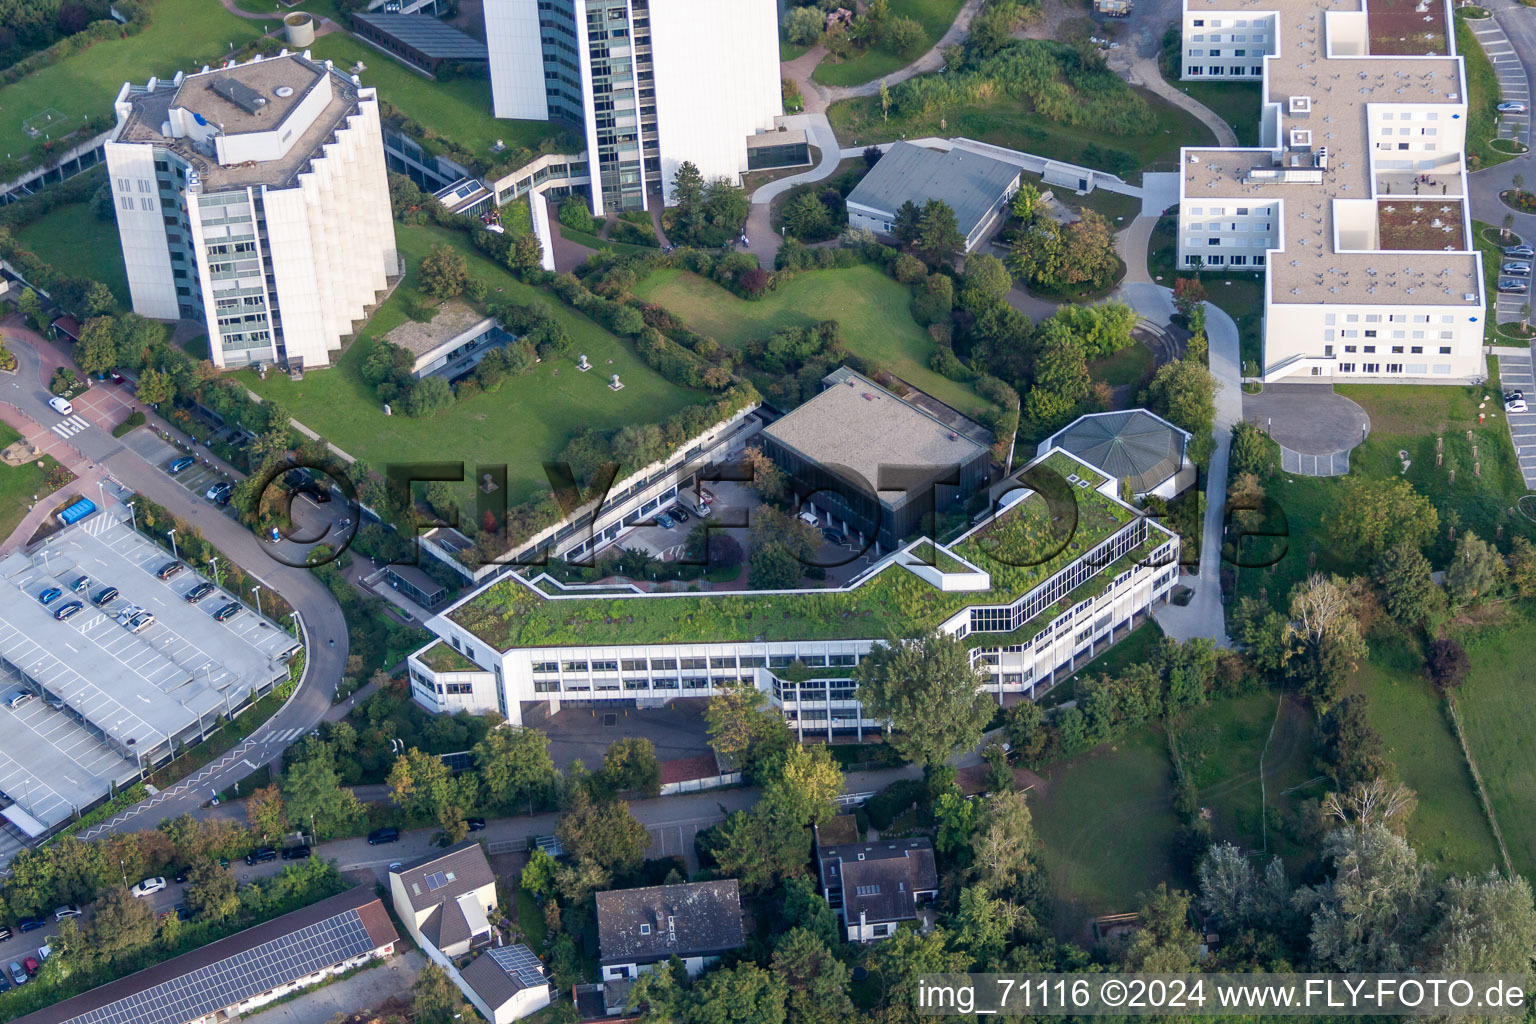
[156, 561, 184, 580]
[1498, 101, 1528, 113]
[1506, 245, 1536, 260]
[1507, 390, 1528, 414]
[131, 877, 167, 898]
[128, 612, 155, 634]
[8, 962, 25, 986]
[4, 690, 34, 712]
[92, 586, 119, 606]
[16, 919, 45, 934]
[186, 582, 215, 603]
[205, 481, 231, 501]
[0, 926, 12, 943]
[821, 527, 845, 544]
[367, 827, 400, 845]
[467, 817, 487, 832]
[38, 587, 61, 605]
[798, 510, 820, 527]
[35, 943, 50, 962]
[174, 905, 190, 922]
[280, 845, 311, 861]
[654, 512, 676, 529]
[46, 396, 72, 416]
[213, 602, 242, 623]
[245, 847, 277, 865]
[171, 867, 189, 884]
[52, 906, 80, 922]
[668, 505, 690, 522]
[168, 456, 195, 475]
[22, 957, 39, 975]
[68, 575, 89, 593]
[53, 601, 83, 622]
[1499, 278, 1529, 293]
[1501, 261, 1531, 277]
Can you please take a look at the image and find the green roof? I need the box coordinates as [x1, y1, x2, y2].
[418, 641, 481, 673]
[447, 452, 1152, 650]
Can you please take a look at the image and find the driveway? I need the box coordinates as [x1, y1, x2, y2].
[1241, 383, 1370, 476]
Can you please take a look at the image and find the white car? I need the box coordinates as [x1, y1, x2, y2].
[131, 877, 167, 898]
[46, 396, 73, 416]
[1506, 391, 1528, 414]
[798, 511, 820, 528]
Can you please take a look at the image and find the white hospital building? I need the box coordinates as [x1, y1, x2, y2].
[483, 0, 783, 213]
[1177, 0, 1486, 383]
[105, 52, 397, 371]
[405, 449, 1180, 740]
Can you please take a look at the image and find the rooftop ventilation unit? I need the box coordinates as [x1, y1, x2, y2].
[1289, 128, 1313, 148]
[1289, 95, 1313, 116]
[274, 85, 295, 98]
[211, 76, 268, 115]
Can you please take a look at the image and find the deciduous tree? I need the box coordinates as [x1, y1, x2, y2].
[556, 788, 649, 874]
[1328, 477, 1438, 560]
[418, 243, 468, 299]
[856, 631, 991, 767]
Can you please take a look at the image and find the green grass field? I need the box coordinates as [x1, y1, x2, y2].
[0, 0, 266, 170]
[810, 0, 966, 87]
[1455, 617, 1536, 876]
[236, 222, 708, 505]
[14, 202, 130, 308]
[828, 86, 1217, 179]
[1355, 633, 1501, 876]
[1457, 12, 1519, 170]
[0, 424, 54, 545]
[1031, 728, 1183, 936]
[632, 266, 992, 420]
[1172, 81, 1262, 148]
[1087, 342, 1155, 388]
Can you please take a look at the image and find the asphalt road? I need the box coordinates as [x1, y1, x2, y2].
[0, 330, 350, 840]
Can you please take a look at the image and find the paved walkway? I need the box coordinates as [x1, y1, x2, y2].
[1467, 12, 1532, 148]
[1469, 0, 1536, 240]
[744, 112, 842, 266]
[1127, 57, 1240, 149]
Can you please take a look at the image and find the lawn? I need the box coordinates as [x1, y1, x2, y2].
[14, 201, 130, 309]
[1030, 727, 1183, 937]
[1355, 632, 1501, 876]
[0, 0, 266, 171]
[1172, 81, 1262, 148]
[306, 33, 566, 167]
[235, 222, 708, 506]
[828, 87, 1217, 181]
[0, 424, 54, 545]
[632, 265, 993, 420]
[1088, 341, 1155, 387]
[810, 0, 966, 87]
[1455, 616, 1536, 876]
[1456, 12, 1518, 170]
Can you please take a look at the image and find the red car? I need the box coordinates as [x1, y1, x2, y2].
[21, 958, 38, 975]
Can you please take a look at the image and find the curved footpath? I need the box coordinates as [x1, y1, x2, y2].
[0, 321, 349, 842]
[1126, 57, 1240, 149]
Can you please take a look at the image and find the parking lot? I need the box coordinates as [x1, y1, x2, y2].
[0, 503, 299, 835]
[1497, 350, 1536, 489]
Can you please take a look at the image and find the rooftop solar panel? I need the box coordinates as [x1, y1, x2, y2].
[488, 944, 547, 988]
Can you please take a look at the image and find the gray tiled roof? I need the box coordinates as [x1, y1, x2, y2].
[846, 142, 1020, 240]
[459, 945, 548, 1009]
[1044, 410, 1189, 495]
[595, 880, 744, 964]
[818, 838, 938, 925]
[392, 841, 496, 914]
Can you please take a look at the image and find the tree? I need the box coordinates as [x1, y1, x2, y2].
[1444, 531, 1507, 607]
[89, 886, 157, 958]
[413, 963, 471, 1024]
[521, 847, 560, 900]
[1316, 695, 1389, 788]
[1425, 637, 1471, 692]
[1172, 276, 1208, 321]
[1298, 823, 1430, 971]
[556, 788, 649, 873]
[961, 252, 1012, 303]
[1120, 884, 1201, 971]
[879, 79, 892, 122]
[475, 725, 558, 811]
[705, 680, 794, 777]
[75, 315, 119, 376]
[771, 928, 852, 1024]
[245, 784, 288, 841]
[418, 243, 468, 299]
[883, 13, 925, 55]
[1287, 574, 1368, 708]
[760, 745, 843, 829]
[184, 859, 239, 922]
[1423, 872, 1536, 974]
[855, 630, 991, 767]
[507, 232, 543, 274]
[1023, 325, 1089, 431]
[388, 747, 473, 826]
[783, 192, 833, 240]
[1008, 211, 1119, 291]
[777, 875, 841, 947]
[1376, 545, 1437, 625]
[971, 790, 1035, 891]
[1511, 535, 1536, 598]
[914, 199, 964, 262]
[891, 199, 922, 245]
[1144, 357, 1217, 459]
[1328, 477, 1439, 560]
[782, 4, 824, 45]
[741, 444, 788, 502]
[281, 755, 365, 840]
[672, 160, 706, 211]
[749, 543, 803, 590]
[953, 885, 1026, 966]
[404, 375, 454, 417]
[601, 736, 662, 797]
[685, 962, 788, 1024]
[82, 280, 116, 317]
[933, 788, 976, 855]
[559, 195, 595, 233]
[1229, 420, 1277, 477]
[1010, 181, 1041, 222]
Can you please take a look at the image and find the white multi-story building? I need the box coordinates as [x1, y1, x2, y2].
[1176, 0, 1485, 383]
[482, 0, 783, 213]
[406, 449, 1180, 739]
[105, 52, 397, 370]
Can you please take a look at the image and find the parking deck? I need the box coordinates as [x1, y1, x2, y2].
[0, 506, 299, 830]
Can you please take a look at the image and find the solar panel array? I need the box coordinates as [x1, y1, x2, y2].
[488, 944, 547, 989]
[440, 751, 474, 774]
[425, 871, 448, 892]
[66, 911, 377, 1024]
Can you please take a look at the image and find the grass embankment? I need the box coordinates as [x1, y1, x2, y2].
[810, 0, 966, 87]
[14, 202, 131, 309]
[1456, 11, 1520, 170]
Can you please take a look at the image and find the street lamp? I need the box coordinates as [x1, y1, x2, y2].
[209, 555, 221, 588]
[288, 610, 300, 639]
[125, 500, 136, 532]
[167, 528, 178, 561]
[251, 584, 263, 617]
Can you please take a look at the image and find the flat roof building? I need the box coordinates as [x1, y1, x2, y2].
[1039, 410, 1194, 499]
[352, 12, 489, 75]
[106, 51, 397, 371]
[1176, 0, 1484, 383]
[13, 887, 398, 1024]
[846, 142, 1021, 252]
[596, 880, 745, 981]
[381, 299, 517, 379]
[760, 368, 990, 552]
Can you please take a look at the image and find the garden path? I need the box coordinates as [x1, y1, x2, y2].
[1124, 57, 1238, 148]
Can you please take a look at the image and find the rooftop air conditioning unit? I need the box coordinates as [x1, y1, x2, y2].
[1289, 95, 1313, 116]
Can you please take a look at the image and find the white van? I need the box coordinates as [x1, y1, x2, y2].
[679, 493, 710, 518]
[47, 396, 73, 416]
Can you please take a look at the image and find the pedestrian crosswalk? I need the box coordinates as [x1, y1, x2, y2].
[50, 414, 91, 439]
[265, 726, 306, 744]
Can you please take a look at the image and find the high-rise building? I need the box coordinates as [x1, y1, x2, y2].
[483, 0, 782, 213]
[1175, 0, 1485, 384]
[105, 51, 398, 371]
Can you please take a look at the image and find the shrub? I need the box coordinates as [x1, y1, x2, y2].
[112, 410, 146, 438]
[883, 14, 925, 57]
[892, 252, 927, 284]
[558, 195, 595, 233]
